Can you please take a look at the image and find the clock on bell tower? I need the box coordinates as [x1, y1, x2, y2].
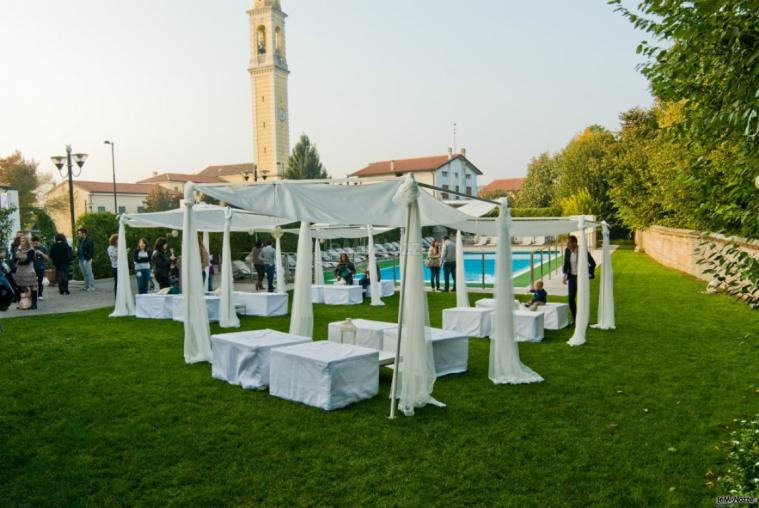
[248, 0, 290, 180]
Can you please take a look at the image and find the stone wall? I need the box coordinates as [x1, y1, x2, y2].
[635, 225, 759, 281]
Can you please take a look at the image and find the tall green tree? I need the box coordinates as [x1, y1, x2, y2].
[0, 151, 47, 226]
[143, 186, 180, 212]
[516, 152, 558, 208]
[285, 134, 328, 180]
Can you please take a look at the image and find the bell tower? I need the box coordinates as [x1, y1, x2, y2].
[248, 0, 290, 180]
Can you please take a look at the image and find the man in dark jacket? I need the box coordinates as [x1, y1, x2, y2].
[562, 235, 596, 324]
[31, 236, 49, 300]
[49, 233, 74, 295]
[77, 227, 95, 291]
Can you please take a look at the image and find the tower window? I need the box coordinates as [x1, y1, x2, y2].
[262, 96, 265, 102]
[275, 27, 283, 51]
[257, 26, 266, 54]
[263, 122, 266, 128]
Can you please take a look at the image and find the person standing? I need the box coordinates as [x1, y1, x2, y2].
[77, 227, 95, 291]
[427, 239, 442, 291]
[562, 235, 597, 324]
[107, 234, 119, 296]
[133, 238, 152, 295]
[259, 240, 277, 292]
[31, 236, 49, 300]
[14, 236, 38, 309]
[250, 241, 265, 291]
[49, 233, 73, 295]
[334, 253, 356, 286]
[441, 235, 456, 292]
[152, 237, 172, 290]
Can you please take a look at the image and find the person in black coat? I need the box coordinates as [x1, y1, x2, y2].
[49, 233, 74, 295]
[562, 235, 596, 324]
[151, 237, 173, 289]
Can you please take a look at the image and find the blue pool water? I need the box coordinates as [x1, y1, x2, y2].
[379, 251, 558, 284]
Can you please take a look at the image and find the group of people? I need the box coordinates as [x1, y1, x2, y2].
[248, 240, 277, 292]
[426, 236, 457, 292]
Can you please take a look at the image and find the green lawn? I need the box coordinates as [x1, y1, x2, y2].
[1, 248, 757, 506]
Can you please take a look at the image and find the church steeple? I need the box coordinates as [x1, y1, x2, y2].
[248, 0, 290, 180]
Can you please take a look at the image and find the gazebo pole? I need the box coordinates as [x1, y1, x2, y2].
[389, 204, 412, 419]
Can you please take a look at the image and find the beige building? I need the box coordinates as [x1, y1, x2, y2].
[137, 172, 221, 194]
[196, 163, 257, 184]
[248, 0, 290, 180]
[47, 181, 156, 237]
[349, 149, 482, 201]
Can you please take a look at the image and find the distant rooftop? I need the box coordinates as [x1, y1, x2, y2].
[196, 163, 256, 178]
[350, 153, 482, 178]
[71, 180, 157, 194]
[480, 178, 526, 193]
[138, 172, 221, 184]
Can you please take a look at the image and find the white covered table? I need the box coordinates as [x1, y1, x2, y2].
[442, 307, 493, 338]
[172, 295, 221, 323]
[233, 291, 288, 316]
[311, 285, 326, 304]
[380, 280, 395, 297]
[537, 302, 570, 330]
[211, 329, 312, 390]
[382, 326, 469, 376]
[491, 309, 544, 343]
[269, 341, 379, 411]
[135, 294, 174, 319]
[323, 285, 363, 305]
[474, 298, 520, 310]
[327, 319, 396, 350]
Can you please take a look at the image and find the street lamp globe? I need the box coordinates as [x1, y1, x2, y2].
[72, 153, 88, 168]
[51, 156, 66, 171]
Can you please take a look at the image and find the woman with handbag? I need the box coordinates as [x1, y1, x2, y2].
[426, 239, 442, 291]
[14, 236, 38, 310]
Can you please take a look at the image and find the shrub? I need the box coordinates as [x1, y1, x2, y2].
[718, 414, 759, 497]
[512, 207, 563, 217]
[73, 213, 119, 279]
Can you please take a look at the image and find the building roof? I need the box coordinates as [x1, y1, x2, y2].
[138, 172, 221, 184]
[480, 178, 527, 194]
[350, 154, 482, 177]
[196, 163, 256, 178]
[70, 181, 157, 195]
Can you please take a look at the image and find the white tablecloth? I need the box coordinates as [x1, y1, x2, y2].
[380, 280, 395, 297]
[382, 326, 468, 376]
[233, 291, 288, 316]
[474, 298, 520, 310]
[327, 319, 396, 350]
[511, 310, 545, 342]
[135, 294, 174, 319]
[537, 302, 570, 330]
[312, 285, 326, 304]
[323, 285, 364, 305]
[172, 295, 220, 322]
[211, 329, 312, 390]
[442, 307, 493, 338]
[269, 341, 379, 410]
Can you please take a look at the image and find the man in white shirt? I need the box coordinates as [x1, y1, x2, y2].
[258, 240, 277, 292]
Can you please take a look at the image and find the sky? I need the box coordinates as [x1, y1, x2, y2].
[0, 0, 652, 186]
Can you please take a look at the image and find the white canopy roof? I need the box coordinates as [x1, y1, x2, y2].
[283, 224, 396, 240]
[456, 200, 497, 218]
[122, 203, 291, 233]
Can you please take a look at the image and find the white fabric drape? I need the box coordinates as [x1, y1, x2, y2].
[182, 191, 212, 363]
[455, 230, 469, 308]
[568, 217, 590, 346]
[289, 221, 313, 338]
[123, 203, 291, 232]
[313, 239, 325, 285]
[275, 236, 286, 293]
[488, 199, 543, 385]
[202, 231, 210, 290]
[367, 225, 383, 306]
[391, 177, 439, 416]
[219, 207, 240, 328]
[110, 215, 135, 317]
[591, 221, 615, 330]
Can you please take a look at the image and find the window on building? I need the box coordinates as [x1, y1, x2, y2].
[442, 170, 448, 177]
[257, 26, 266, 54]
[455, 173, 459, 178]
[442, 184, 449, 190]
[441, 193, 449, 200]
[466, 173, 471, 180]
[466, 186, 472, 196]
[455, 185, 459, 193]
[97, 206, 106, 212]
[118, 206, 126, 214]
[137, 206, 145, 213]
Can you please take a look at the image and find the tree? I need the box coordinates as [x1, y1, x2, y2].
[143, 186, 180, 212]
[0, 151, 46, 226]
[285, 134, 328, 180]
[516, 152, 558, 208]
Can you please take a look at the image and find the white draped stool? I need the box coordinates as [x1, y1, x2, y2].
[211, 329, 312, 390]
[233, 291, 288, 316]
[269, 341, 379, 411]
[135, 294, 174, 319]
[382, 326, 469, 376]
[323, 285, 363, 305]
[379, 280, 395, 297]
[474, 298, 521, 310]
[311, 285, 326, 304]
[172, 295, 221, 323]
[327, 319, 396, 350]
[488, 309, 544, 343]
[442, 307, 493, 338]
[536, 302, 570, 330]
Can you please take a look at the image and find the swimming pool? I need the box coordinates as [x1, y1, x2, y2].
[378, 251, 559, 285]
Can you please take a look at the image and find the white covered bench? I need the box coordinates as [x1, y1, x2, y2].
[488, 309, 544, 342]
[382, 326, 469, 376]
[135, 293, 174, 319]
[233, 291, 288, 316]
[172, 295, 220, 323]
[442, 307, 493, 338]
[323, 285, 363, 305]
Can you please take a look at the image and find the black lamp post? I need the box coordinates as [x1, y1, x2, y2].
[104, 140, 117, 213]
[51, 145, 88, 239]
